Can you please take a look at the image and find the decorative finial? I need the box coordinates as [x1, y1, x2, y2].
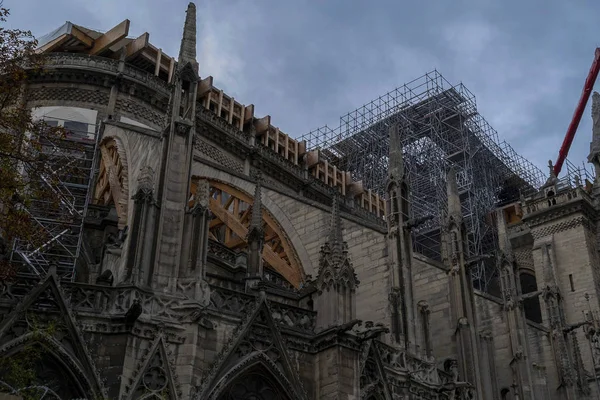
[388, 123, 404, 180]
[178, 3, 198, 71]
[548, 160, 555, 178]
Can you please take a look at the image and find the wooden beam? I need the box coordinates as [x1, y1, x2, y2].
[154, 48, 162, 76]
[306, 150, 320, 168]
[209, 197, 301, 286]
[244, 104, 255, 124]
[167, 57, 175, 83]
[99, 145, 123, 216]
[124, 32, 149, 60]
[347, 180, 365, 197]
[208, 181, 304, 285]
[70, 26, 94, 48]
[36, 33, 70, 54]
[89, 19, 130, 55]
[253, 115, 270, 135]
[198, 76, 213, 97]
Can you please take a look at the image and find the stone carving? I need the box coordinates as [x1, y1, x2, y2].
[210, 286, 316, 332]
[530, 216, 588, 239]
[193, 137, 244, 174]
[0, 274, 106, 399]
[315, 195, 359, 293]
[27, 86, 110, 107]
[125, 335, 181, 400]
[196, 295, 308, 400]
[215, 370, 291, 400]
[116, 97, 165, 127]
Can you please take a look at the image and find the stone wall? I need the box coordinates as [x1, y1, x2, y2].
[412, 256, 455, 362]
[475, 293, 513, 393]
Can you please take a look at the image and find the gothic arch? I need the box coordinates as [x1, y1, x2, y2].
[190, 177, 306, 287]
[190, 165, 315, 278]
[0, 332, 97, 399]
[519, 271, 542, 323]
[93, 136, 130, 229]
[209, 357, 298, 400]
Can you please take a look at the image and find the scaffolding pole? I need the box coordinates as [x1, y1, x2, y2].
[10, 117, 98, 281]
[300, 70, 546, 293]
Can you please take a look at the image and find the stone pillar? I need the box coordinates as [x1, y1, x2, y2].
[177, 178, 210, 303]
[315, 344, 361, 399]
[245, 178, 264, 291]
[537, 239, 578, 400]
[386, 123, 417, 352]
[496, 209, 536, 399]
[125, 166, 156, 286]
[153, 3, 200, 290]
[443, 167, 484, 398]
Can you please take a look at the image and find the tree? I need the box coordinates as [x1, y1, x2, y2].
[0, 4, 72, 279]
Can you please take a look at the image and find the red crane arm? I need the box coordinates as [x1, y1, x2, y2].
[553, 47, 600, 177]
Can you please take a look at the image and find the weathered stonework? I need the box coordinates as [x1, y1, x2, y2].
[3, 4, 600, 400]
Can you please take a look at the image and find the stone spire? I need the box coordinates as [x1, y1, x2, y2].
[178, 2, 198, 72]
[314, 193, 359, 331]
[588, 92, 600, 180]
[446, 167, 462, 221]
[388, 123, 404, 182]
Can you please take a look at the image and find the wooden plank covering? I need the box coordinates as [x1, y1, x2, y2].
[208, 196, 301, 286]
[254, 115, 270, 135]
[36, 33, 70, 54]
[124, 32, 150, 59]
[89, 19, 130, 55]
[198, 76, 213, 97]
[70, 25, 94, 48]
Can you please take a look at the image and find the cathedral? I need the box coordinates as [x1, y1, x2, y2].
[2, 3, 600, 399]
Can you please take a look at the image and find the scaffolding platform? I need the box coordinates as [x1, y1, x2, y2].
[10, 118, 98, 281]
[301, 70, 547, 293]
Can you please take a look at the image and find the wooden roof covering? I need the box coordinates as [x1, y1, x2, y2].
[36, 20, 386, 219]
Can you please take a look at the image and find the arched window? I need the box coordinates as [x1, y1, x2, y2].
[191, 179, 305, 287]
[0, 344, 88, 399]
[520, 272, 542, 323]
[216, 366, 292, 400]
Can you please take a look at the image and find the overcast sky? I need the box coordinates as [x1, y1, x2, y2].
[7, 0, 600, 177]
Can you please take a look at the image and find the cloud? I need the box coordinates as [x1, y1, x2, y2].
[8, 0, 600, 176]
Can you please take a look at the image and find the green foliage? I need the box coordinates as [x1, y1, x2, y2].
[0, 313, 56, 400]
[0, 4, 71, 279]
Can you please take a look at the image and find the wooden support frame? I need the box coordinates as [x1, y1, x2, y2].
[124, 32, 150, 60]
[192, 179, 304, 287]
[89, 19, 130, 55]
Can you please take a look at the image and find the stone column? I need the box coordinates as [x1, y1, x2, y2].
[443, 167, 483, 398]
[245, 178, 265, 291]
[386, 123, 417, 352]
[125, 166, 156, 286]
[496, 209, 536, 399]
[153, 3, 199, 290]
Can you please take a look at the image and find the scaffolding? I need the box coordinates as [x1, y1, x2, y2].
[301, 70, 547, 292]
[9, 117, 98, 281]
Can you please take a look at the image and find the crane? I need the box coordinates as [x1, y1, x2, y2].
[553, 47, 600, 177]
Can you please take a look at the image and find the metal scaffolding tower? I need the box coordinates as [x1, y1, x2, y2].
[301, 70, 547, 293]
[10, 117, 98, 281]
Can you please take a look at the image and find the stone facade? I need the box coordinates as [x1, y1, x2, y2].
[2, 3, 600, 399]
